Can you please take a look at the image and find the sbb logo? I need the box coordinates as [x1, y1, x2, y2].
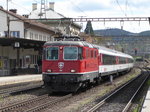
[58, 62, 64, 69]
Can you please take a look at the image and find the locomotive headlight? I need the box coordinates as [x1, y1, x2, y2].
[47, 69, 52, 72]
[71, 69, 76, 73]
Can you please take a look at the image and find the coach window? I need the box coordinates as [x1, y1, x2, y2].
[103, 54, 116, 65]
[103, 54, 109, 65]
[46, 47, 59, 60]
[119, 57, 126, 64]
[128, 58, 134, 63]
[64, 47, 78, 60]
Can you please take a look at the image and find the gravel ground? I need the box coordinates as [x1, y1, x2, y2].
[129, 70, 150, 112]
[95, 73, 147, 112]
[0, 87, 47, 108]
[43, 68, 141, 112]
[0, 68, 141, 112]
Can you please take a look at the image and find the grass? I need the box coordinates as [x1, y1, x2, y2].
[132, 78, 150, 112]
[147, 80, 150, 86]
[133, 107, 139, 112]
[0, 95, 4, 101]
[132, 98, 144, 112]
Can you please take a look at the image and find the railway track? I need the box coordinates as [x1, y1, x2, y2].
[0, 82, 43, 98]
[25, 94, 72, 112]
[87, 69, 149, 112]
[0, 93, 72, 112]
[0, 94, 49, 112]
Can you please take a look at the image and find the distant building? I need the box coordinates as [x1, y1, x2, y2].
[28, 2, 81, 36]
[94, 28, 150, 58]
[99, 35, 150, 58]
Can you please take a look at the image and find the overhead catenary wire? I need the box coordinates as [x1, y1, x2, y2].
[115, 0, 127, 17]
[10, 1, 31, 13]
[68, 0, 88, 17]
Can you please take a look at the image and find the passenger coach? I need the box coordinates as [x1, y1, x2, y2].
[42, 36, 134, 92]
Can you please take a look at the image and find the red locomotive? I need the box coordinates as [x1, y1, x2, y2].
[42, 36, 134, 92]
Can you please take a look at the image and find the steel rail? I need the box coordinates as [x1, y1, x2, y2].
[122, 71, 149, 112]
[24, 94, 72, 112]
[0, 84, 42, 98]
[0, 94, 49, 112]
[87, 68, 148, 112]
[87, 73, 142, 112]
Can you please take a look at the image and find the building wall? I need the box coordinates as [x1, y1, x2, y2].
[28, 5, 81, 36]
[25, 28, 52, 41]
[0, 9, 56, 75]
[42, 22, 80, 36]
[0, 10, 24, 38]
[0, 45, 40, 69]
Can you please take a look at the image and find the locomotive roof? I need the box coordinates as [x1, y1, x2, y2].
[44, 41, 133, 59]
[44, 41, 85, 47]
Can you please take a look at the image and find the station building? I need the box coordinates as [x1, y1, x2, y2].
[0, 7, 61, 76]
[28, 2, 81, 36]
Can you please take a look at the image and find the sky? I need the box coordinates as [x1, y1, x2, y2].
[0, 0, 150, 33]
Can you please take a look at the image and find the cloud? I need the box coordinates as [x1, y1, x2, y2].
[71, 1, 110, 12]
[1, 0, 150, 32]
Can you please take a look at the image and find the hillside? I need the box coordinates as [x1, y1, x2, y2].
[94, 28, 150, 37]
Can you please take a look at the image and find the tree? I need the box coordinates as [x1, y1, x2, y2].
[84, 20, 94, 35]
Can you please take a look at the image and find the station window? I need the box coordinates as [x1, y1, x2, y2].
[39, 35, 42, 40]
[30, 32, 33, 39]
[4, 31, 20, 38]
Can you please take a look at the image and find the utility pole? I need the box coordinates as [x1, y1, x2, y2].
[78, 16, 86, 32]
[39, 0, 46, 19]
[6, 0, 10, 38]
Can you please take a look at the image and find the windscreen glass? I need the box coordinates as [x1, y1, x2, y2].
[64, 47, 78, 60]
[46, 47, 59, 60]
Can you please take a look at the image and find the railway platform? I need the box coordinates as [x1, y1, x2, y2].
[0, 74, 42, 86]
[141, 87, 150, 112]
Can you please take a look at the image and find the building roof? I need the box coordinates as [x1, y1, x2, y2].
[29, 9, 65, 19]
[0, 7, 61, 35]
[29, 8, 81, 29]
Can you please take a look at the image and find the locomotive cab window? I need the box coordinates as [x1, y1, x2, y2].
[64, 46, 78, 60]
[46, 47, 59, 60]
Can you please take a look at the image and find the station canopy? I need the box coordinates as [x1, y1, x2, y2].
[0, 37, 45, 50]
